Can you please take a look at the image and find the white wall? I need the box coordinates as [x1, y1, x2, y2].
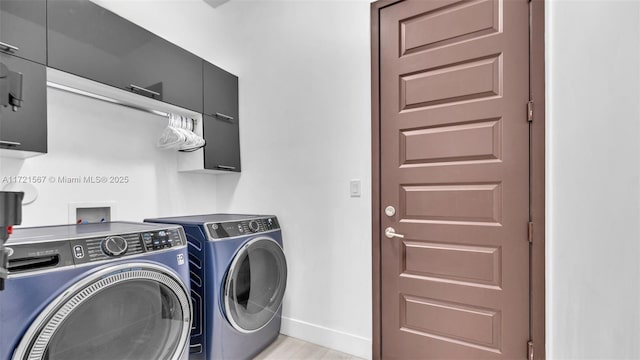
[212, 2, 372, 358]
[0, 86, 218, 226]
[68, 0, 374, 358]
[547, 1, 640, 358]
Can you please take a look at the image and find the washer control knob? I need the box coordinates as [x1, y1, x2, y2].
[248, 220, 260, 232]
[102, 236, 128, 256]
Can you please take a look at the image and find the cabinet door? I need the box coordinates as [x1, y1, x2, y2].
[47, 0, 131, 89]
[203, 63, 240, 172]
[203, 62, 238, 121]
[0, 0, 47, 65]
[120, 37, 203, 112]
[48, 0, 203, 112]
[203, 114, 241, 172]
[0, 53, 47, 153]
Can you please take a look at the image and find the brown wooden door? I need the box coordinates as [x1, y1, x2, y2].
[379, 0, 530, 358]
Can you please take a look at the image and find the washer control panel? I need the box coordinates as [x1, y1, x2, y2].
[207, 216, 279, 239]
[70, 227, 185, 264]
[141, 229, 184, 251]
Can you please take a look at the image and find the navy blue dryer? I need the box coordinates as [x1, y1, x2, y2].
[145, 214, 287, 360]
[0, 222, 192, 360]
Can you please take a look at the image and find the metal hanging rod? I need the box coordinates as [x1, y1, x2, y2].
[47, 81, 171, 118]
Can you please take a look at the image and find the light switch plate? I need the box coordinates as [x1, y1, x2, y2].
[350, 179, 361, 197]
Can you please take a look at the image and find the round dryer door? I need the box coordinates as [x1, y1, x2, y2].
[224, 237, 287, 333]
[12, 263, 191, 360]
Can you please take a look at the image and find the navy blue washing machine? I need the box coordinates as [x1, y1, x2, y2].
[145, 214, 287, 360]
[0, 222, 192, 360]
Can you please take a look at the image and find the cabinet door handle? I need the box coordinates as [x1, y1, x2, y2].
[213, 113, 234, 122]
[128, 84, 160, 97]
[217, 165, 236, 170]
[0, 140, 21, 147]
[0, 42, 19, 52]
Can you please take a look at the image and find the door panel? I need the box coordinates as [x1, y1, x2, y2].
[403, 240, 501, 285]
[400, 55, 501, 109]
[401, 295, 501, 349]
[380, 0, 530, 358]
[401, 183, 502, 223]
[400, 0, 500, 55]
[400, 119, 501, 164]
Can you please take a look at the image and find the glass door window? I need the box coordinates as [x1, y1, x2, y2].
[224, 238, 287, 333]
[13, 264, 191, 360]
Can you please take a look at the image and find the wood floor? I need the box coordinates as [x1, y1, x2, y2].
[253, 335, 363, 360]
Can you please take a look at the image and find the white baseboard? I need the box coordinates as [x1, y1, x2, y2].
[280, 316, 372, 359]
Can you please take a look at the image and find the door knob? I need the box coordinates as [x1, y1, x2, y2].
[385, 227, 405, 239]
[385, 206, 396, 216]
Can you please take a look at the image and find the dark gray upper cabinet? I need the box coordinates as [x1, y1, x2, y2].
[0, 0, 47, 65]
[47, 0, 203, 112]
[204, 62, 238, 121]
[203, 114, 241, 172]
[120, 38, 203, 112]
[203, 62, 240, 172]
[0, 53, 47, 153]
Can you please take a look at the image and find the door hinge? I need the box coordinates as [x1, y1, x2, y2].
[528, 340, 534, 360]
[527, 101, 534, 122]
[528, 221, 534, 243]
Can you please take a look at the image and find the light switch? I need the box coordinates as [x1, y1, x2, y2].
[350, 179, 361, 197]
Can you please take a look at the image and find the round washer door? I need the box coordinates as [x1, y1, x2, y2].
[224, 237, 287, 333]
[12, 263, 191, 360]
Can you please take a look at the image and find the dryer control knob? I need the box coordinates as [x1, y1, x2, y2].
[102, 236, 128, 256]
[248, 220, 260, 232]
